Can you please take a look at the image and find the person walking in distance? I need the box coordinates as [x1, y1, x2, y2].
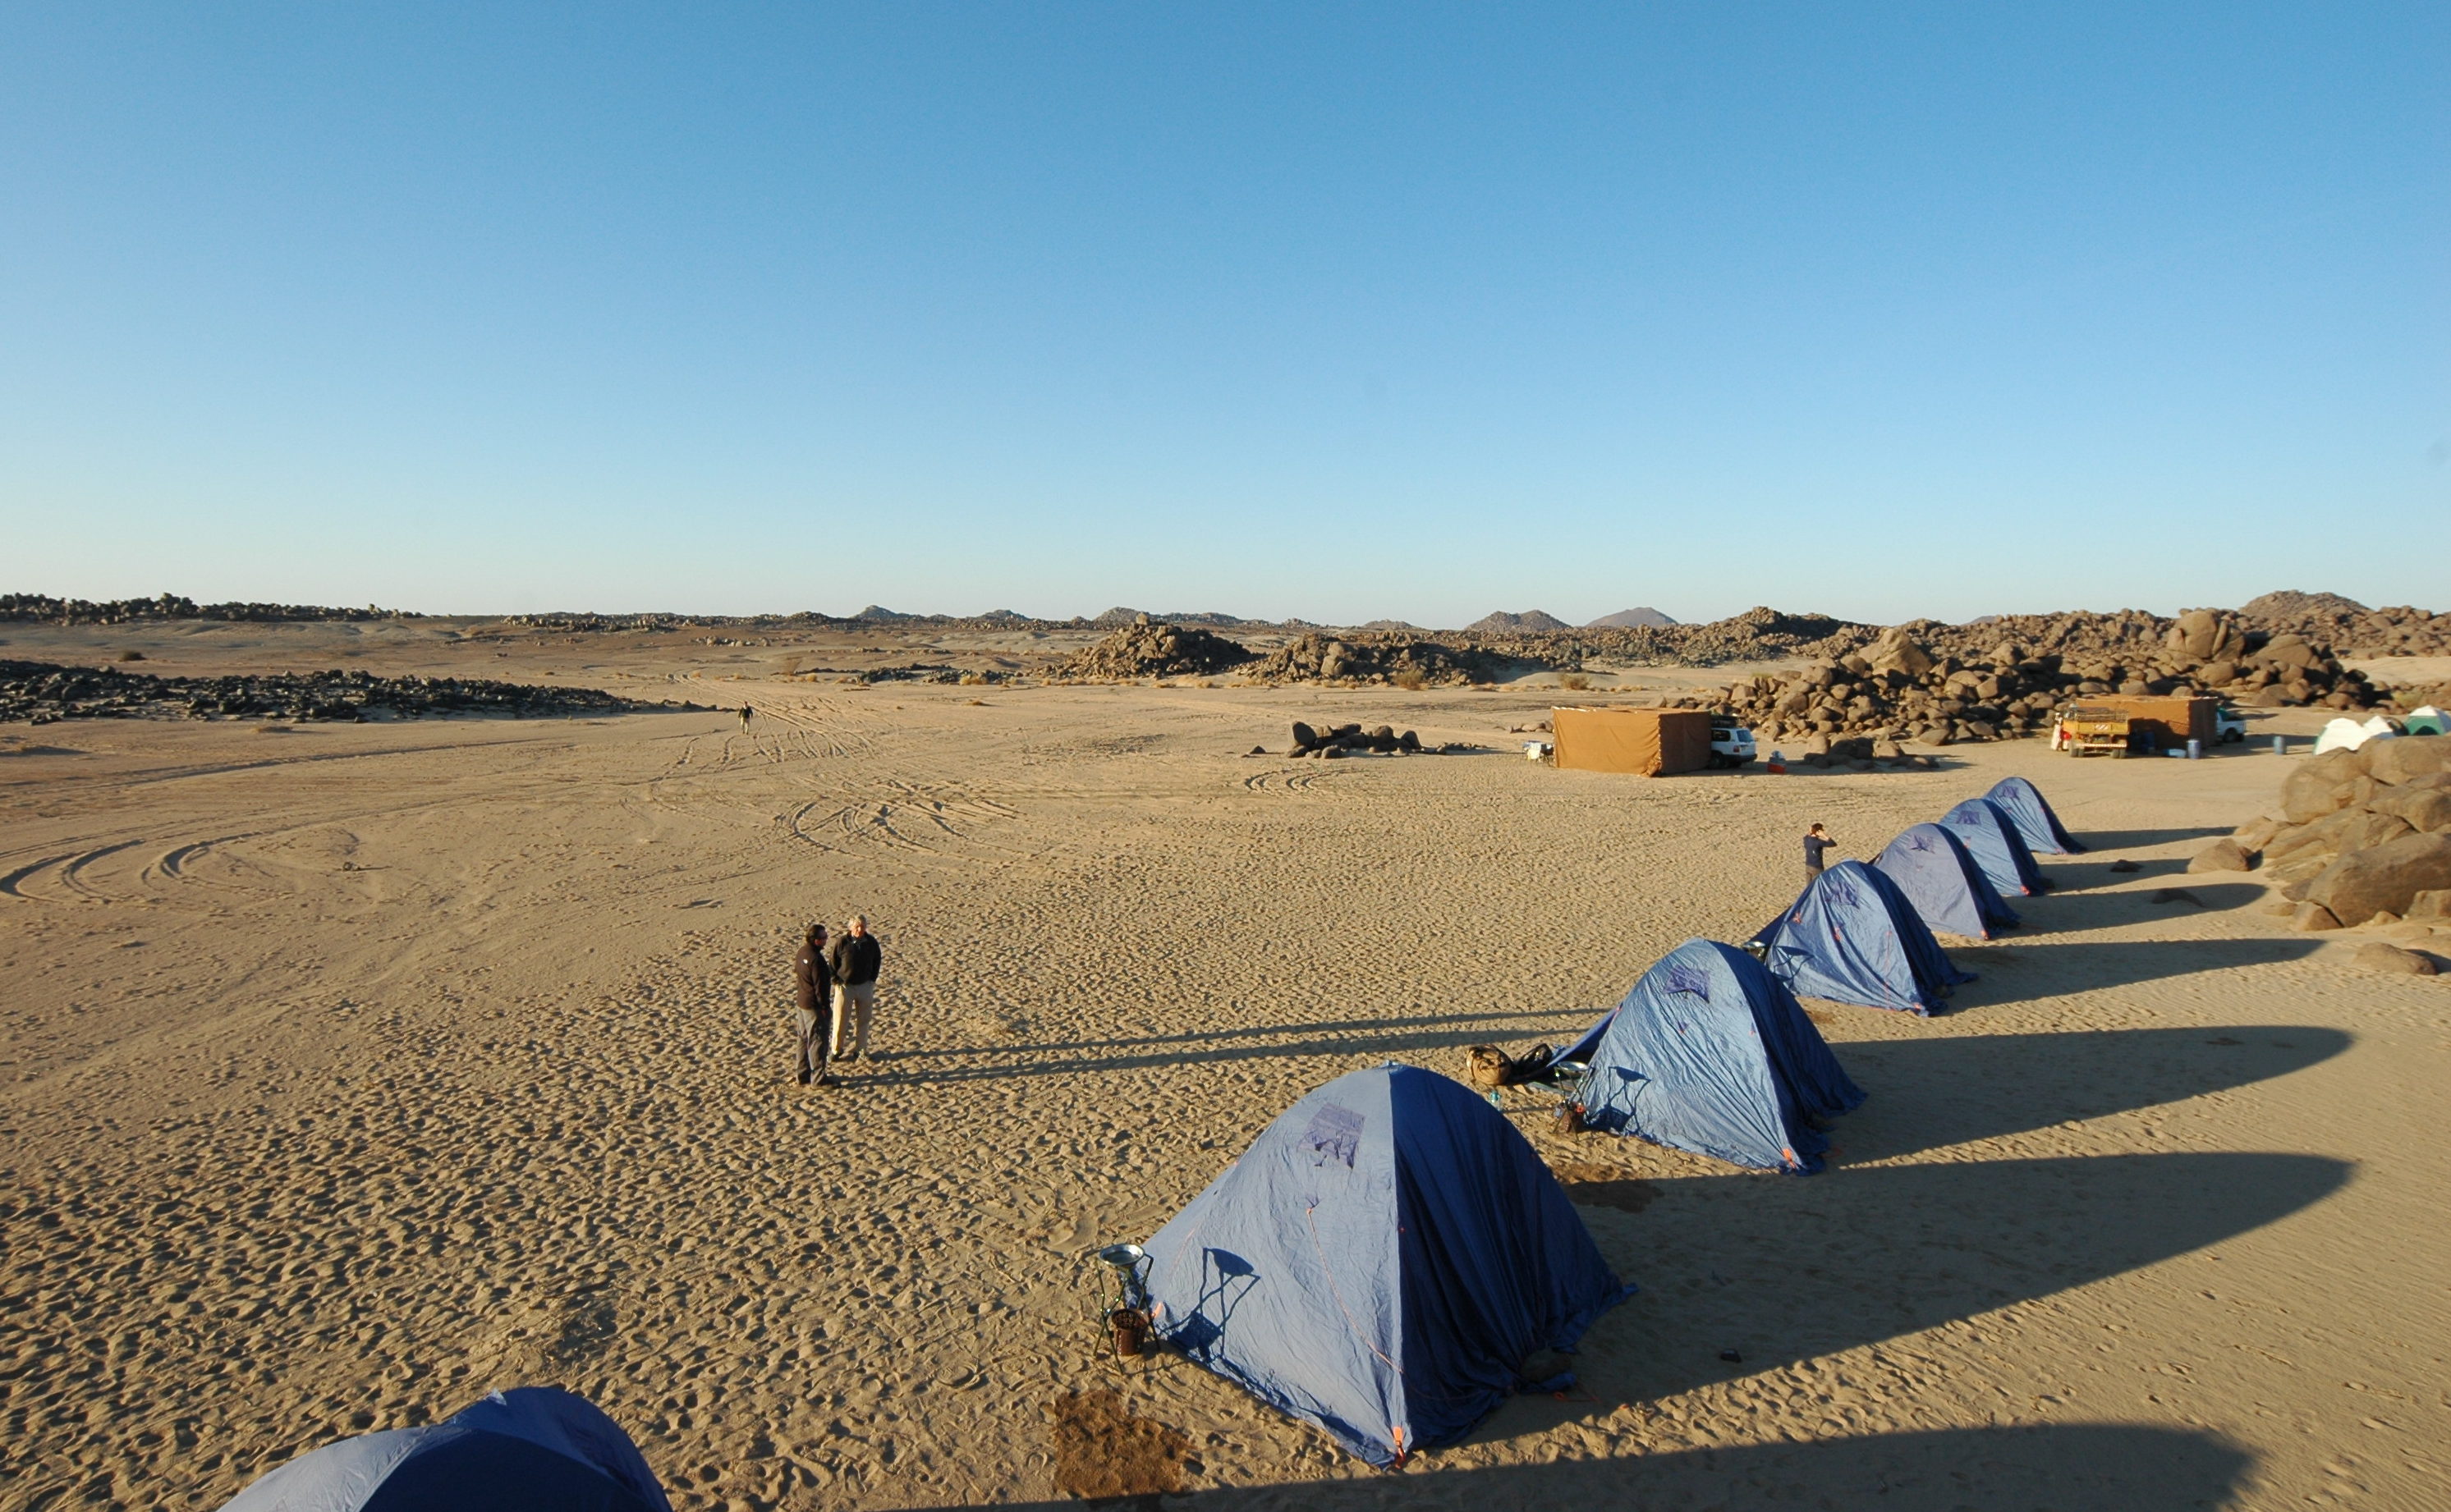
[828, 914, 884, 1065]
[1802, 823, 1837, 883]
[792, 923, 835, 1087]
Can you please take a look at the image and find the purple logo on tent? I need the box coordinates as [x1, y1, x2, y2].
[1907, 834, 1931, 852]
[1301, 1105, 1364, 1168]
[1824, 874, 1860, 909]
[1664, 962, 1711, 1001]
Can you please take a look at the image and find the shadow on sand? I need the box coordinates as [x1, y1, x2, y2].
[1933, 935, 2320, 1006]
[948, 1421, 2253, 1512]
[1977, 881, 2262, 930]
[873, 1007, 1566, 1086]
[2063, 824, 2231, 852]
[1547, 1148, 2349, 1413]
[1815, 1024, 2347, 1160]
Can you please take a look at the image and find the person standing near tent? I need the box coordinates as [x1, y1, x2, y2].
[1803, 823, 1837, 882]
[828, 914, 884, 1065]
[792, 923, 835, 1086]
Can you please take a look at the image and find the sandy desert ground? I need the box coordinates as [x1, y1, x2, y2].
[2, 623, 2448, 1512]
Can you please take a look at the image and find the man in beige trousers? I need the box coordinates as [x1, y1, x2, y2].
[826, 914, 884, 1064]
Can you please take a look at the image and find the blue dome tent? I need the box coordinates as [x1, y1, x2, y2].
[1752, 860, 1974, 1016]
[1874, 823, 2020, 939]
[1983, 776, 2086, 855]
[1940, 797, 2052, 896]
[221, 1387, 671, 1512]
[1139, 1064, 1633, 1467]
[1556, 938, 1864, 1172]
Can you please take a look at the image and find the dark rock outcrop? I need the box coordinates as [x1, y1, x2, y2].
[0, 660, 657, 724]
[1053, 623, 1257, 681]
[1251, 635, 1508, 687]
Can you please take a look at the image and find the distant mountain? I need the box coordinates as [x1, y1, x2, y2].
[1360, 618, 1423, 632]
[853, 605, 917, 621]
[2240, 589, 2371, 620]
[1584, 607, 1677, 629]
[1466, 609, 1570, 634]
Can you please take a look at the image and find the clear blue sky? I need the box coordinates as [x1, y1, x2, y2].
[3, 4, 2444, 626]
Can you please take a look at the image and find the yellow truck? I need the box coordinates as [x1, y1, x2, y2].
[2054, 694, 2218, 757]
[2054, 703, 2133, 757]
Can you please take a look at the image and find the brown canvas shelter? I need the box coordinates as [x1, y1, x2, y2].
[1552, 707, 1712, 775]
[2085, 695, 2217, 749]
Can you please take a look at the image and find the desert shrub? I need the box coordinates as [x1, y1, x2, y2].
[117, 648, 146, 662]
[1393, 667, 1428, 690]
[1558, 671, 1590, 691]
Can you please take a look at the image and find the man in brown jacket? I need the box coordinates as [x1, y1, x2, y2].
[792, 923, 836, 1086]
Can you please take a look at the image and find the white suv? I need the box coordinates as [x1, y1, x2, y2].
[2215, 706, 2247, 744]
[1710, 722, 1757, 768]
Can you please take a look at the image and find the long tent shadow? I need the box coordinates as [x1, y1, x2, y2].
[885, 1007, 1562, 1065]
[868, 1015, 1570, 1088]
[1936, 936, 2321, 1006]
[958, 1423, 2252, 1511]
[1972, 881, 2263, 932]
[872, 1024, 1539, 1083]
[2069, 824, 2232, 850]
[1824, 1025, 2349, 1160]
[1551, 1150, 2348, 1408]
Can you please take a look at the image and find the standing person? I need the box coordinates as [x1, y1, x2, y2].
[792, 923, 835, 1086]
[1803, 823, 1837, 883]
[827, 914, 884, 1064]
[740, 703, 755, 731]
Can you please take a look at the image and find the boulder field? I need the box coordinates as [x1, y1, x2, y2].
[2190, 735, 2451, 931]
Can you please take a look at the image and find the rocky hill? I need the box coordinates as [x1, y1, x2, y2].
[2241, 590, 2370, 621]
[1466, 610, 1570, 634]
[1052, 621, 1257, 680]
[1585, 607, 1678, 629]
[1248, 634, 1509, 687]
[2233, 596, 2449, 659]
[1669, 610, 2402, 750]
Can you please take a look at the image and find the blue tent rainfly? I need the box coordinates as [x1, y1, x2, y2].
[220, 1386, 672, 1512]
[1754, 859, 1974, 1016]
[1983, 776, 2086, 855]
[1140, 1063, 1634, 1467]
[1874, 822, 2020, 939]
[1558, 937, 1865, 1172]
[1940, 797, 2052, 896]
